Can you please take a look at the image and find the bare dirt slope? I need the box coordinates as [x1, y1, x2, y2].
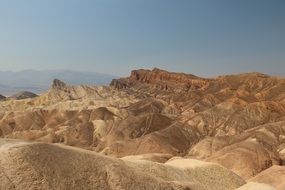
[0, 68, 285, 188]
[0, 139, 247, 190]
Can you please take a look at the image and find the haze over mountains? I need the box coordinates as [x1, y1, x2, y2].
[0, 68, 285, 190]
[0, 70, 117, 95]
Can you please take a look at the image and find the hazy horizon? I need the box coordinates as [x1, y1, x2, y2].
[0, 67, 284, 78]
[0, 69, 118, 95]
[0, 0, 284, 77]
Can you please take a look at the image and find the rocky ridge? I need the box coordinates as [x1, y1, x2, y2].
[9, 91, 38, 100]
[0, 68, 285, 189]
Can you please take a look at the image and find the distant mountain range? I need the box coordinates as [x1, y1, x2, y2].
[0, 70, 117, 95]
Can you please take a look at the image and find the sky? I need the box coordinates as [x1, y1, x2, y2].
[0, 0, 284, 77]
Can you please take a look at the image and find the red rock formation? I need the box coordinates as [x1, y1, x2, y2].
[111, 68, 209, 91]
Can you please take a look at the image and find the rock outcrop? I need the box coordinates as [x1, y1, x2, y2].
[9, 91, 38, 100]
[0, 94, 5, 101]
[111, 68, 209, 92]
[52, 78, 67, 90]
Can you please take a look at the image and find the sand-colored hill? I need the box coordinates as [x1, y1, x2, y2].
[236, 182, 276, 190]
[0, 68, 285, 188]
[249, 165, 285, 190]
[0, 139, 247, 190]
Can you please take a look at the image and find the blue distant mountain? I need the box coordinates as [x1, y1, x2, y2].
[0, 70, 117, 95]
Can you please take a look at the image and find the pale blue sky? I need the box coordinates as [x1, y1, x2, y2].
[0, 0, 284, 77]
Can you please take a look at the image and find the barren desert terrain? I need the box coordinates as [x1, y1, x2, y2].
[0, 68, 285, 190]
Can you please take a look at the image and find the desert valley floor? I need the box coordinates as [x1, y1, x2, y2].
[0, 68, 285, 190]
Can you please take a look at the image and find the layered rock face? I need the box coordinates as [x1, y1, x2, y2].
[0, 68, 285, 189]
[111, 68, 209, 91]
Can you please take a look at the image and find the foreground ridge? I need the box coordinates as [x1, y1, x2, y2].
[0, 139, 247, 190]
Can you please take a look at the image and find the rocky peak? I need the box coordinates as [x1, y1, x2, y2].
[0, 94, 6, 100]
[111, 68, 209, 91]
[52, 79, 67, 90]
[110, 79, 129, 89]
